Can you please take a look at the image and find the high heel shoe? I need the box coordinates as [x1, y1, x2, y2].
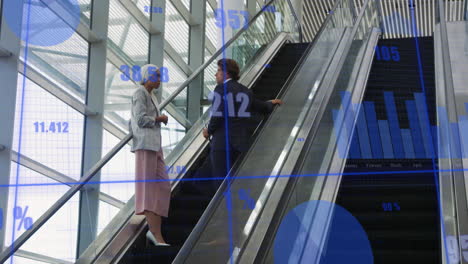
[146, 231, 170, 246]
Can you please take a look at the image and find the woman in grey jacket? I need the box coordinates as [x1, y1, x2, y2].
[130, 64, 170, 246]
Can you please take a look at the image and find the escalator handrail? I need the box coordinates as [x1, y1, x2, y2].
[285, 0, 303, 43]
[0, 1, 302, 262]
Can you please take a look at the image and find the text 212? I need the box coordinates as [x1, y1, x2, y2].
[34, 122, 69, 133]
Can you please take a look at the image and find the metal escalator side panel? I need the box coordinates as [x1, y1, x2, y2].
[436, 21, 468, 264]
[320, 29, 381, 205]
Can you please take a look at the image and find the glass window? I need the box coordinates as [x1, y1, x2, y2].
[108, 0, 149, 63]
[181, 0, 191, 11]
[100, 129, 135, 202]
[78, 0, 92, 25]
[131, 0, 151, 18]
[6, 256, 48, 264]
[165, 1, 190, 63]
[6, 163, 79, 262]
[20, 33, 89, 103]
[203, 48, 217, 97]
[205, 4, 218, 47]
[12, 75, 85, 180]
[97, 201, 120, 236]
[161, 112, 186, 154]
[104, 62, 136, 130]
[163, 56, 188, 113]
[106, 0, 150, 129]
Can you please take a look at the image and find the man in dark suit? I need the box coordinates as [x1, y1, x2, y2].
[202, 58, 282, 188]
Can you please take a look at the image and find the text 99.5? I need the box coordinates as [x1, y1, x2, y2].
[209, 91, 250, 118]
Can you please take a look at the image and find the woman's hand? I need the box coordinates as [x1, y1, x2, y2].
[269, 99, 283, 105]
[156, 115, 168, 125]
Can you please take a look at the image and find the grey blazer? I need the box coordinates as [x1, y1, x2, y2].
[129, 86, 162, 152]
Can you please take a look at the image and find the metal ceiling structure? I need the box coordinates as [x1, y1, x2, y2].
[302, 0, 467, 40]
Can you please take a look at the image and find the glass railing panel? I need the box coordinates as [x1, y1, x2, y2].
[183, 0, 354, 263]
[231, 0, 297, 69]
[266, 0, 379, 261]
[292, 0, 377, 205]
[204, 0, 300, 97]
[161, 112, 187, 153]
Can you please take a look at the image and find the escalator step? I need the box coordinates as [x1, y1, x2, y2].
[170, 194, 212, 209]
[351, 212, 438, 228]
[123, 245, 181, 264]
[168, 210, 208, 225]
[373, 249, 439, 264]
[338, 184, 436, 196]
[330, 229, 439, 250]
[163, 224, 194, 244]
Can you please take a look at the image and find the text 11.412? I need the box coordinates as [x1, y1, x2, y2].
[34, 122, 69, 133]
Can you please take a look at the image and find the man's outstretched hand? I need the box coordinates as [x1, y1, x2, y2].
[269, 99, 283, 105]
[202, 128, 209, 139]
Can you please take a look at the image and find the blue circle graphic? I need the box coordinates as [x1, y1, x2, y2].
[4, 0, 81, 47]
[274, 200, 373, 264]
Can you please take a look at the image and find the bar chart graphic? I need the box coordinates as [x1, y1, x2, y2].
[332, 90, 468, 159]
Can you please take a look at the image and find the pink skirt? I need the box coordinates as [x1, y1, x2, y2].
[135, 149, 171, 217]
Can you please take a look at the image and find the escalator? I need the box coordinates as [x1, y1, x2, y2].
[119, 42, 310, 264]
[254, 36, 442, 263]
[327, 37, 441, 263]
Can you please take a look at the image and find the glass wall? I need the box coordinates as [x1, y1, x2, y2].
[1, 0, 270, 262]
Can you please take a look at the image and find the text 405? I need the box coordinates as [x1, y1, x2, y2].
[34, 122, 69, 133]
